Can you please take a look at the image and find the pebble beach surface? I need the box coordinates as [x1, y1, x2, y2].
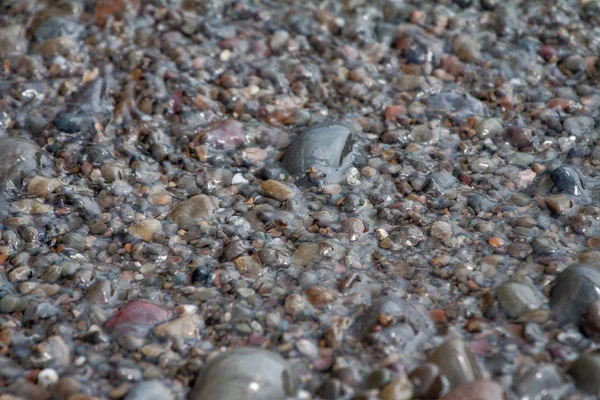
[1, 0, 600, 399]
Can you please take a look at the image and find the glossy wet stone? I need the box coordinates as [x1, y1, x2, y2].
[497, 282, 546, 319]
[551, 265, 600, 325]
[408, 362, 447, 399]
[283, 124, 356, 184]
[104, 301, 173, 338]
[169, 194, 218, 230]
[440, 380, 506, 400]
[124, 380, 175, 400]
[552, 166, 585, 197]
[189, 348, 298, 400]
[569, 352, 600, 396]
[426, 92, 485, 120]
[514, 364, 567, 400]
[430, 338, 481, 388]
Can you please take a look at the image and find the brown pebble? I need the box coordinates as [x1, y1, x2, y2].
[305, 285, 338, 308]
[261, 180, 295, 201]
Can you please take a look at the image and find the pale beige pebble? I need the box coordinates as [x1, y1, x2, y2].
[8, 266, 31, 282]
[128, 219, 162, 242]
[242, 147, 268, 162]
[261, 180, 295, 201]
[12, 199, 53, 214]
[148, 191, 172, 206]
[519, 169, 536, 188]
[322, 184, 342, 195]
[380, 376, 413, 400]
[453, 34, 481, 63]
[440, 380, 506, 400]
[292, 242, 320, 266]
[284, 293, 306, 315]
[169, 194, 218, 230]
[32, 336, 72, 368]
[27, 176, 61, 197]
[154, 315, 202, 339]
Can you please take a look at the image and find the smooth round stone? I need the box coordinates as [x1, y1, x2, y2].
[128, 219, 162, 242]
[475, 118, 503, 139]
[551, 264, 600, 325]
[569, 352, 600, 395]
[104, 301, 173, 338]
[189, 348, 298, 400]
[551, 166, 584, 197]
[365, 369, 392, 390]
[408, 362, 447, 398]
[430, 338, 481, 388]
[496, 282, 545, 319]
[563, 116, 594, 137]
[283, 124, 356, 185]
[83, 279, 115, 304]
[440, 380, 506, 400]
[169, 194, 218, 230]
[514, 364, 567, 399]
[125, 380, 175, 400]
[379, 376, 413, 400]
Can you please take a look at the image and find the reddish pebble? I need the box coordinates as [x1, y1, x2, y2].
[547, 98, 574, 110]
[104, 301, 173, 337]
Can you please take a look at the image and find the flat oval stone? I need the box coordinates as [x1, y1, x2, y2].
[550, 264, 600, 325]
[0, 138, 47, 195]
[190, 348, 298, 400]
[283, 124, 356, 185]
[169, 194, 218, 230]
[497, 282, 546, 319]
[430, 338, 481, 388]
[104, 301, 173, 338]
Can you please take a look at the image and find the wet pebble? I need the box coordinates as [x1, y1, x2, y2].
[189, 348, 298, 400]
[430, 338, 481, 388]
[497, 282, 546, 319]
[104, 301, 173, 338]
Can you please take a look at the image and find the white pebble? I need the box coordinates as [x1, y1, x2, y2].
[37, 368, 59, 388]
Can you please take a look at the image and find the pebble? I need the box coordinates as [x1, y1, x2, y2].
[551, 264, 600, 325]
[283, 124, 356, 184]
[408, 362, 447, 399]
[514, 364, 567, 399]
[83, 279, 115, 304]
[569, 352, 600, 395]
[104, 301, 173, 338]
[128, 219, 162, 242]
[496, 282, 546, 319]
[153, 315, 202, 339]
[189, 348, 298, 400]
[32, 336, 71, 368]
[430, 338, 481, 388]
[261, 180, 295, 201]
[440, 380, 506, 400]
[37, 368, 59, 388]
[125, 380, 175, 400]
[379, 376, 413, 400]
[169, 195, 217, 230]
[545, 194, 572, 215]
[199, 119, 246, 149]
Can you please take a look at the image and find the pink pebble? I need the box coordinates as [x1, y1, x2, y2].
[104, 301, 173, 337]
